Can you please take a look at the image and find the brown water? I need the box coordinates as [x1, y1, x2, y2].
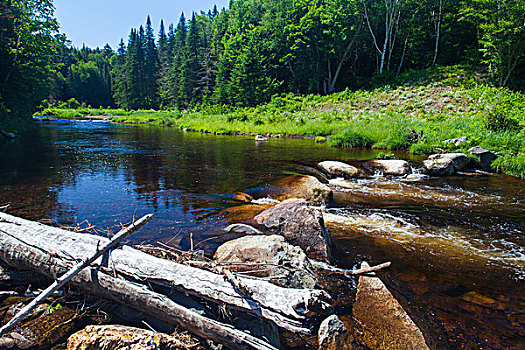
[0, 120, 523, 349]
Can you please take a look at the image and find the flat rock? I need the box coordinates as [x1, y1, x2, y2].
[428, 153, 469, 171]
[364, 160, 410, 176]
[214, 235, 317, 289]
[255, 198, 332, 262]
[274, 175, 333, 206]
[353, 262, 430, 350]
[423, 157, 454, 176]
[318, 315, 354, 350]
[67, 325, 192, 350]
[318, 161, 359, 179]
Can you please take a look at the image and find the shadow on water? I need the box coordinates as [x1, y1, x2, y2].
[0, 119, 523, 349]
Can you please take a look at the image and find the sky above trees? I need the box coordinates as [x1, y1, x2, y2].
[54, 0, 229, 49]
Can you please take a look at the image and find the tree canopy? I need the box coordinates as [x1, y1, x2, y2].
[1, 0, 524, 116]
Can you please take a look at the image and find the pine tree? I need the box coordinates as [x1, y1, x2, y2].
[143, 16, 159, 109]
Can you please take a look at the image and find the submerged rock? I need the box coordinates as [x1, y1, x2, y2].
[364, 160, 410, 176]
[67, 325, 192, 350]
[423, 157, 454, 176]
[403, 174, 430, 182]
[255, 198, 332, 262]
[223, 223, 262, 235]
[353, 262, 430, 350]
[469, 146, 498, 170]
[274, 175, 333, 205]
[318, 315, 354, 350]
[428, 153, 469, 172]
[232, 192, 253, 203]
[318, 161, 359, 179]
[214, 235, 317, 289]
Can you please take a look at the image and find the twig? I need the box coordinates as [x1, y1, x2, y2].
[311, 260, 391, 275]
[0, 214, 153, 335]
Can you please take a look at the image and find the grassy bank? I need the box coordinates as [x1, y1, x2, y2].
[34, 67, 525, 178]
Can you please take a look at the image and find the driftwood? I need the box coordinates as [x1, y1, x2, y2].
[0, 214, 153, 335]
[311, 260, 391, 275]
[0, 212, 332, 335]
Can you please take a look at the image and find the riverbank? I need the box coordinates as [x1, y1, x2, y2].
[35, 67, 525, 178]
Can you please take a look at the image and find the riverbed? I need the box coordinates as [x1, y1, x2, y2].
[0, 120, 523, 349]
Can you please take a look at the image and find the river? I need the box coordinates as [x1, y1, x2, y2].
[0, 120, 523, 349]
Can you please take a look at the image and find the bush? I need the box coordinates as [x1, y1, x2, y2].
[67, 98, 80, 109]
[329, 129, 374, 148]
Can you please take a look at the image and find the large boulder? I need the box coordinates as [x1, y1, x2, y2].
[353, 262, 430, 350]
[364, 160, 410, 176]
[317, 161, 359, 179]
[318, 315, 354, 350]
[67, 325, 192, 350]
[423, 157, 454, 176]
[469, 146, 498, 170]
[273, 175, 333, 206]
[214, 235, 317, 289]
[254, 198, 332, 262]
[428, 153, 469, 171]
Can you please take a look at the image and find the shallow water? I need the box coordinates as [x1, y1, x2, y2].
[0, 120, 523, 349]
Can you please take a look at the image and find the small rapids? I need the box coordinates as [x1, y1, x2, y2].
[329, 177, 523, 212]
[324, 208, 525, 278]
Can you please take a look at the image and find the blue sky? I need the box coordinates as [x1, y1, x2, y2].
[54, 0, 229, 49]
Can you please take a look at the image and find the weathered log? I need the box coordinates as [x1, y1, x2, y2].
[0, 214, 153, 335]
[0, 212, 332, 334]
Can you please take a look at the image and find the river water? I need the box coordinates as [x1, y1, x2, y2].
[0, 120, 523, 349]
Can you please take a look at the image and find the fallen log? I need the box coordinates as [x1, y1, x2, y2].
[0, 212, 332, 334]
[0, 214, 153, 335]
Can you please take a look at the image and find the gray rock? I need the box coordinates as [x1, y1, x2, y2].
[255, 198, 332, 262]
[273, 175, 333, 206]
[255, 135, 268, 141]
[214, 235, 317, 289]
[318, 161, 359, 179]
[469, 147, 498, 170]
[423, 157, 455, 176]
[444, 136, 468, 147]
[428, 153, 469, 171]
[318, 315, 354, 350]
[365, 160, 410, 176]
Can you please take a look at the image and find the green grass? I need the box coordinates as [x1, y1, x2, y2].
[33, 66, 525, 178]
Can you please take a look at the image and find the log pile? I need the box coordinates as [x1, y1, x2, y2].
[0, 212, 333, 349]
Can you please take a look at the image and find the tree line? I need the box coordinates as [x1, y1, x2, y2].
[1, 0, 524, 117]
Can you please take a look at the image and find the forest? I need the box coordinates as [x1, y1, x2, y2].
[0, 0, 524, 116]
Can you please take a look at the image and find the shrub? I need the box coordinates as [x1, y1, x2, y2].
[329, 129, 374, 148]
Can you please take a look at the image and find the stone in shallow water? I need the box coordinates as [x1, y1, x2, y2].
[364, 160, 411, 176]
[318, 161, 359, 179]
[274, 175, 333, 206]
[255, 198, 332, 262]
[423, 157, 455, 176]
[214, 234, 317, 289]
[428, 153, 469, 171]
[353, 262, 430, 350]
[318, 315, 354, 350]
